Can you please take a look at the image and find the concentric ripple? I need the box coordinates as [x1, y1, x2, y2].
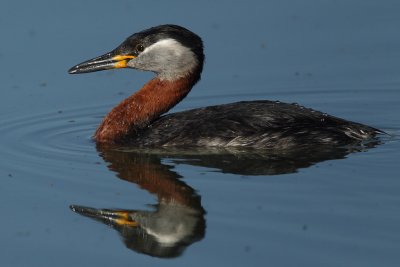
[0, 105, 110, 174]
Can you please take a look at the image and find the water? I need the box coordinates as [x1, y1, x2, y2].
[1, 1, 400, 266]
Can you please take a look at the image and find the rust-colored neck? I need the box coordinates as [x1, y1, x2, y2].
[95, 75, 196, 144]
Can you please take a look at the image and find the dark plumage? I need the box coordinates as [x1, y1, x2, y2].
[130, 100, 380, 148]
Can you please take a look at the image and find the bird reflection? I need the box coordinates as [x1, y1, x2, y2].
[70, 140, 379, 258]
[71, 146, 205, 258]
[117, 141, 380, 176]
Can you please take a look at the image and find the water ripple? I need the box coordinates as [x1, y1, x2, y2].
[0, 105, 109, 173]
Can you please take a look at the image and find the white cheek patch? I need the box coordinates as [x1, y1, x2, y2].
[130, 38, 199, 80]
[142, 38, 186, 57]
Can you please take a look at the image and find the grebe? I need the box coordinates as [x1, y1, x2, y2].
[69, 24, 381, 148]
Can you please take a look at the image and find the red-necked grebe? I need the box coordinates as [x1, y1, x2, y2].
[68, 24, 381, 148]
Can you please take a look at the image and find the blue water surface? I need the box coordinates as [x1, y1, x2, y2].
[0, 1, 399, 266]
